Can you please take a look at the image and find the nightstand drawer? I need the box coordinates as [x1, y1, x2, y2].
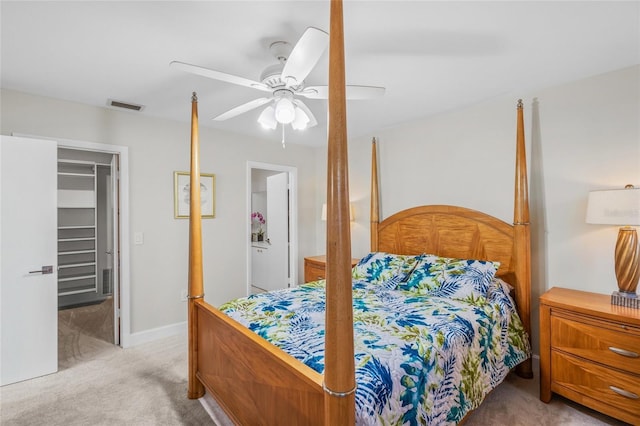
[540, 287, 640, 424]
[304, 255, 359, 283]
[552, 351, 640, 423]
[551, 313, 640, 375]
[305, 264, 326, 283]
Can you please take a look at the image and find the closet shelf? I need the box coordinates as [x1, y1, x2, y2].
[58, 262, 96, 269]
[58, 159, 94, 165]
[57, 172, 94, 177]
[59, 287, 97, 296]
[58, 273, 97, 283]
[58, 249, 96, 255]
[58, 225, 96, 230]
[58, 237, 95, 242]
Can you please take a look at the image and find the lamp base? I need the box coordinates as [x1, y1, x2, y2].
[611, 291, 640, 309]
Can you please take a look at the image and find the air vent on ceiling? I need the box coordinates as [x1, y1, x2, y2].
[107, 99, 145, 112]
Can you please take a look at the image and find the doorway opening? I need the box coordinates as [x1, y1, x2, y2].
[57, 148, 119, 348]
[247, 162, 298, 295]
[52, 136, 131, 350]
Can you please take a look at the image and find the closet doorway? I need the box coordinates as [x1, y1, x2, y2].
[57, 148, 119, 346]
[54, 136, 131, 349]
[247, 162, 298, 295]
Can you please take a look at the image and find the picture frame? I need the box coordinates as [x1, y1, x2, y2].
[174, 171, 216, 219]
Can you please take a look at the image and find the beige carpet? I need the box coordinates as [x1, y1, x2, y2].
[0, 306, 630, 425]
[58, 297, 115, 370]
[1, 303, 213, 426]
[59, 297, 114, 343]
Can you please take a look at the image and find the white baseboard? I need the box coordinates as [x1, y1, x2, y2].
[123, 321, 187, 348]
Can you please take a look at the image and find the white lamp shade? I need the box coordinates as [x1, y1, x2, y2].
[586, 187, 640, 226]
[257, 106, 277, 130]
[274, 98, 295, 124]
[321, 203, 355, 221]
[291, 107, 310, 130]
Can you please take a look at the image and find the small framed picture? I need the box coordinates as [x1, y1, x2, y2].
[174, 171, 215, 219]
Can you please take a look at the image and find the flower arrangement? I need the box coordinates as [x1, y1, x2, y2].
[251, 211, 266, 240]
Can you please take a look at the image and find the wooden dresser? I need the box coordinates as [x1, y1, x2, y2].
[539, 287, 640, 425]
[304, 255, 359, 283]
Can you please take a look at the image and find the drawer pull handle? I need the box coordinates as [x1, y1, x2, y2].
[608, 346, 639, 358]
[609, 386, 639, 400]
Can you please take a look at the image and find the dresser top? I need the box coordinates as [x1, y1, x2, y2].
[541, 287, 640, 326]
[305, 255, 359, 264]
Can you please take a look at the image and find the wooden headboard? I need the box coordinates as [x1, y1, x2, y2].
[375, 205, 516, 278]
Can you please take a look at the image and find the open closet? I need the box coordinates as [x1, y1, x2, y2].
[57, 148, 118, 344]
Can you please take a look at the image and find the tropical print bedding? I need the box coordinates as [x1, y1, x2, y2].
[220, 270, 530, 425]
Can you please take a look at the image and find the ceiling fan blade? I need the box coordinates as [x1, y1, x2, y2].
[281, 27, 328, 87]
[214, 97, 272, 121]
[300, 85, 386, 100]
[171, 61, 271, 93]
[292, 99, 318, 128]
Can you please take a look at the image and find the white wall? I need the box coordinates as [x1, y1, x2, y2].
[316, 65, 640, 353]
[1, 89, 319, 336]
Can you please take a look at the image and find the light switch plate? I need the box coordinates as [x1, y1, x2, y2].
[134, 232, 144, 245]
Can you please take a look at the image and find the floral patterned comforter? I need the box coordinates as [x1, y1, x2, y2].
[220, 278, 530, 425]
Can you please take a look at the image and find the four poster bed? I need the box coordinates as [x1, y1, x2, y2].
[184, 1, 532, 425]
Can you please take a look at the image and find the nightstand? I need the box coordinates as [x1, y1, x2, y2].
[539, 287, 640, 425]
[304, 255, 359, 283]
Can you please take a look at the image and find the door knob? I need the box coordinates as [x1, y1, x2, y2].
[29, 265, 53, 275]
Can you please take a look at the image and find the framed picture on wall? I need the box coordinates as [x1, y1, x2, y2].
[174, 171, 216, 219]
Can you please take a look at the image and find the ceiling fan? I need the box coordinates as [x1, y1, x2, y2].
[171, 27, 385, 132]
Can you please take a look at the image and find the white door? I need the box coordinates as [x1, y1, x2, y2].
[265, 172, 289, 290]
[1, 135, 58, 386]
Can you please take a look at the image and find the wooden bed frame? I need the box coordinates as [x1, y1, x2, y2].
[184, 2, 532, 425]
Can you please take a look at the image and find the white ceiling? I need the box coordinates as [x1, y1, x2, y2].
[2, 1, 639, 147]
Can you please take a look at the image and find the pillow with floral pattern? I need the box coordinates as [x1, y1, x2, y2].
[352, 252, 423, 286]
[397, 254, 499, 301]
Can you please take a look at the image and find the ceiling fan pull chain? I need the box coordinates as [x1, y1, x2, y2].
[281, 124, 286, 149]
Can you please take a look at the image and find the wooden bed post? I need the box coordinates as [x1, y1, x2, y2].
[513, 99, 533, 379]
[324, 0, 356, 424]
[370, 138, 379, 251]
[187, 92, 205, 399]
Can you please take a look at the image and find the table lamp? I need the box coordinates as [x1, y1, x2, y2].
[586, 185, 640, 307]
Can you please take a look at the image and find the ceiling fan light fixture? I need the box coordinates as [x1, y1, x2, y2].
[257, 106, 277, 130]
[274, 98, 295, 124]
[172, 27, 384, 141]
[291, 107, 310, 130]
